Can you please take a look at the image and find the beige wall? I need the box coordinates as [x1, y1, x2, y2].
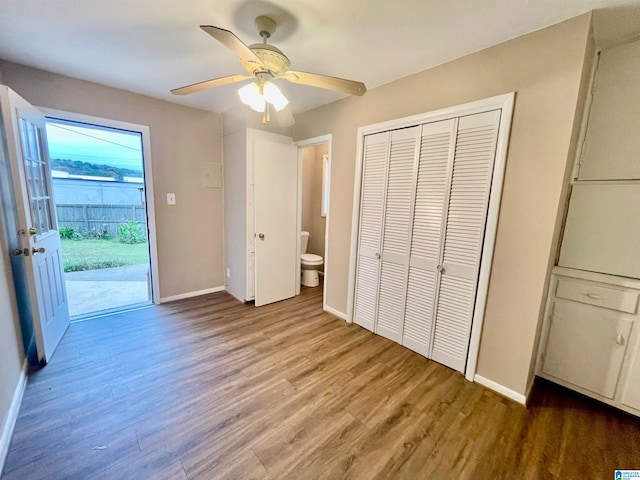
[301, 144, 328, 257]
[294, 14, 592, 395]
[0, 225, 24, 463]
[0, 60, 224, 299]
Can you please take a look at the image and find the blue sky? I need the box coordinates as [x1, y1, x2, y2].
[45, 121, 143, 172]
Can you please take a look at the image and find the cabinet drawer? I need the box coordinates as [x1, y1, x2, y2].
[555, 277, 638, 314]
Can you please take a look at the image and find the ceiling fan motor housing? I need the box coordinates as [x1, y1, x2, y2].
[241, 43, 291, 76]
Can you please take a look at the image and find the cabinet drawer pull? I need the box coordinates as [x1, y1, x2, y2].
[584, 292, 604, 300]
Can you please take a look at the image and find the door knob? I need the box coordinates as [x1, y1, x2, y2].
[258, 233, 265, 239]
[32, 247, 45, 255]
[11, 248, 24, 256]
[375, 252, 381, 259]
[28, 227, 37, 236]
[437, 265, 445, 273]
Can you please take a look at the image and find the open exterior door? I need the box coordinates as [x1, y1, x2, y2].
[0, 86, 70, 364]
[254, 139, 298, 307]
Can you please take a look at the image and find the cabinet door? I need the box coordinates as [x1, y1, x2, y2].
[579, 39, 640, 180]
[402, 119, 455, 357]
[558, 184, 640, 279]
[353, 132, 389, 331]
[431, 110, 500, 373]
[542, 301, 632, 399]
[375, 127, 421, 343]
[622, 341, 640, 410]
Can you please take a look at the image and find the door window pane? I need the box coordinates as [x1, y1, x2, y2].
[18, 116, 54, 234]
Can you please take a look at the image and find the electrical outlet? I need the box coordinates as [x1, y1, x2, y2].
[166, 193, 176, 205]
[226, 267, 231, 278]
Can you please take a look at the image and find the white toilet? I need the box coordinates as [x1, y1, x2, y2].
[300, 231, 323, 287]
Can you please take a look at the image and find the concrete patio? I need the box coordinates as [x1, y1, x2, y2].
[64, 264, 151, 318]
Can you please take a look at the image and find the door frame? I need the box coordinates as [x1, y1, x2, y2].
[294, 134, 333, 313]
[346, 93, 515, 382]
[39, 107, 161, 306]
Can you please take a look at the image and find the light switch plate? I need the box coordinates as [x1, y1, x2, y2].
[166, 193, 176, 205]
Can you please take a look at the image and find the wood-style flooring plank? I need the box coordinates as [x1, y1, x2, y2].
[2, 286, 639, 479]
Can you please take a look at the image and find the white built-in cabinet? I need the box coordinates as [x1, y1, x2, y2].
[538, 268, 640, 415]
[352, 104, 507, 374]
[536, 38, 640, 416]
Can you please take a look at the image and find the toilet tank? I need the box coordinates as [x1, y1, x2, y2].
[300, 231, 310, 254]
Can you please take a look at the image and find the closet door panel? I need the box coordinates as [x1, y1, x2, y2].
[432, 110, 500, 372]
[354, 132, 389, 331]
[377, 262, 408, 342]
[402, 119, 455, 355]
[403, 267, 437, 356]
[376, 126, 421, 342]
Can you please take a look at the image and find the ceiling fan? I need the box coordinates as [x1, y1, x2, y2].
[171, 15, 367, 124]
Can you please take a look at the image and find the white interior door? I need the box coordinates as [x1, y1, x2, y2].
[254, 139, 298, 307]
[353, 132, 389, 331]
[431, 110, 500, 372]
[402, 119, 455, 357]
[0, 86, 70, 364]
[375, 127, 421, 343]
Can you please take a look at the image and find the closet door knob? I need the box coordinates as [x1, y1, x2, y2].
[616, 334, 624, 346]
[375, 252, 381, 259]
[258, 233, 265, 239]
[437, 265, 445, 273]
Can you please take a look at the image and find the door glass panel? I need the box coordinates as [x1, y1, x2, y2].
[18, 115, 54, 234]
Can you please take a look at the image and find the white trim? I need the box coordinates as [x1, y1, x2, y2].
[346, 93, 516, 378]
[570, 51, 600, 181]
[324, 305, 347, 321]
[465, 93, 515, 381]
[474, 374, 527, 405]
[159, 286, 225, 303]
[0, 360, 27, 476]
[38, 107, 161, 306]
[294, 134, 333, 314]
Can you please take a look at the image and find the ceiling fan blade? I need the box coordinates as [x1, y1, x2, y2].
[200, 25, 265, 71]
[273, 105, 295, 127]
[281, 70, 366, 96]
[171, 74, 253, 96]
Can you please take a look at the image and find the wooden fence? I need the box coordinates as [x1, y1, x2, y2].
[56, 204, 146, 236]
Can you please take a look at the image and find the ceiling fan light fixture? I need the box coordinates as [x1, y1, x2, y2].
[262, 82, 289, 111]
[238, 82, 266, 112]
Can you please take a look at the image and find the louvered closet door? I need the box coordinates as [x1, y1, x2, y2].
[375, 126, 421, 343]
[402, 119, 455, 357]
[353, 132, 390, 331]
[431, 110, 501, 372]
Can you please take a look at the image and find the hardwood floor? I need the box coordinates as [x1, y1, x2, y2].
[2, 286, 639, 479]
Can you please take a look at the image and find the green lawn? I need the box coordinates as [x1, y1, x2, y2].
[61, 238, 149, 272]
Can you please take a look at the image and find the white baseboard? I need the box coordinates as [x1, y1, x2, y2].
[474, 374, 527, 405]
[160, 286, 226, 303]
[0, 360, 27, 476]
[323, 305, 347, 321]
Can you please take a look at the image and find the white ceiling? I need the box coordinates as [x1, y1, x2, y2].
[1, 0, 640, 115]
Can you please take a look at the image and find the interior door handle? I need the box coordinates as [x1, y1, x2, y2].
[32, 247, 45, 255]
[258, 233, 265, 239]
[11, 248, 24, 256]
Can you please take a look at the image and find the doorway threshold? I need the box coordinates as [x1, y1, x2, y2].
[70, 302, 154, 324]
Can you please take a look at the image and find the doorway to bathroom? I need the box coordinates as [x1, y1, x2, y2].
[296, 135, 331, 310]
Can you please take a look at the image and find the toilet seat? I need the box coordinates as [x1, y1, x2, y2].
[301, 253, 323, 266]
